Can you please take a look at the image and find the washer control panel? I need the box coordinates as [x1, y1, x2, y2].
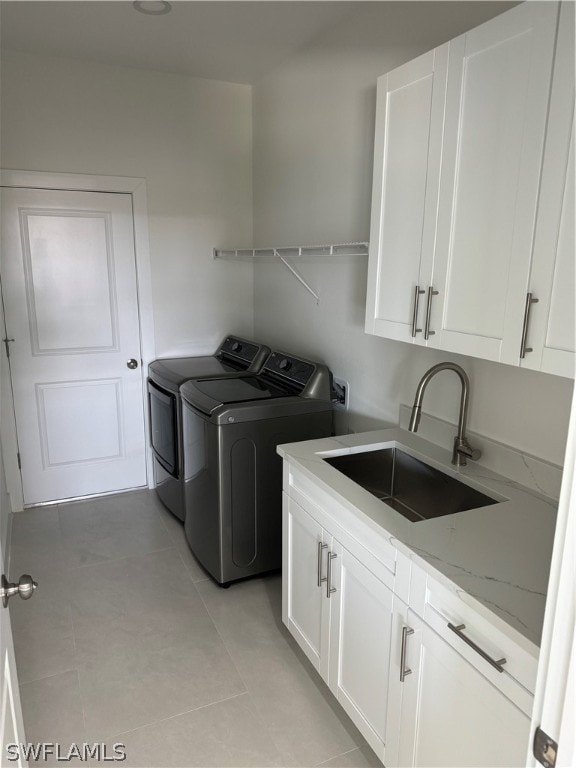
[264, 352, 316, 388]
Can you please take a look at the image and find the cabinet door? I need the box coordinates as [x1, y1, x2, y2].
[397, 612, 531, 768]
[429, 3, 559, 364]
[523, 2, 575, 379]
[328, 542, 394, 762]
[282, 495, 331, 680]
[365, 45, 448, 343]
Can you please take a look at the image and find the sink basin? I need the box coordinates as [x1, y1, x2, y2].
[324, 447, 498, 522]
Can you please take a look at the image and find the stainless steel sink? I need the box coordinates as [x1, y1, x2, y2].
[324, 447, 498, 522]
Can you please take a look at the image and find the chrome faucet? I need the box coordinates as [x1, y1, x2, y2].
[408, 362, 481, 467]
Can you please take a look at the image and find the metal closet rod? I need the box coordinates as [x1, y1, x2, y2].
[213, 242, 369, 303]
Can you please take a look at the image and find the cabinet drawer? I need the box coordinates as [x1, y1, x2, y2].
[287, 468, 397, 586]
[415, 576, 537, 713]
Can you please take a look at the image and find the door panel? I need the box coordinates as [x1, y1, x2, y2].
[282, 495, 330, 678]
[1, 188, 147, 505]
[365, 45, 448, 342]
[431, 3, 558, 362]
[544, 129, 575, 363]
[523, 2, 575, 378]
[21, 210, 118, 353]
[397, 613, 530, 768]
[329, 544, 392, 761]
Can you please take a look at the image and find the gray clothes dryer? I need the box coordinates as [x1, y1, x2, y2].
[180, 351, 333, 585]
[147, 336, 270, 521]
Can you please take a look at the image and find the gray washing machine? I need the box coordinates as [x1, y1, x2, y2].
[180, 351, 333, 585]
[147, 336, 270, 521]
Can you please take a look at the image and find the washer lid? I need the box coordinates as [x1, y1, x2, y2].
[148, 356, 242, 390]
[184, 375, 294, 407]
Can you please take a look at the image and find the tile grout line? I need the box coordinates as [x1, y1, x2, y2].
[154, 503, 212, 585]
[19, 667, 78, 689]
[57, 492, 251, 750]
[153, 503, 289, 760]
[194, 581, 290, 766]
[94, 690, 251, 743]
[57, 501, 91, 749]
[315, 747, 363, 767]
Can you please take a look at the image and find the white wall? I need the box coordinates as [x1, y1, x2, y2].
[0, 51, 254, 357]
[252, 1, 574, 467]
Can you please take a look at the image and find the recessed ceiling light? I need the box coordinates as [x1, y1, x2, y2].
[133, 1, 172, 16]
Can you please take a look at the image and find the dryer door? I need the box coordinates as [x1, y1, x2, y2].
[148, 381, 178, 477]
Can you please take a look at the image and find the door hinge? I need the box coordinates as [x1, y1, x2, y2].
[2, 337, 14, 358]
[533, 726, 558, 768]
[17, 453, 21, 470]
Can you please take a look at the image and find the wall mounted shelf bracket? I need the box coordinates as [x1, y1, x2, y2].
[213, 242, 369, 303]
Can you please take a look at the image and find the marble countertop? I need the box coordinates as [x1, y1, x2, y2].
[278, 427, 558, 653]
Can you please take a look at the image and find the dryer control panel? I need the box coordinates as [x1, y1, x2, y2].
[264, 351, 332, 401]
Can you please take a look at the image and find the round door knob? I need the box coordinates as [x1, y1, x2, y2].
[127, 359, 139, 369]
[1, 574, 38, 608]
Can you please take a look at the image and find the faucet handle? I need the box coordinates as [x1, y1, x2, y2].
[453, 438, 481, 467]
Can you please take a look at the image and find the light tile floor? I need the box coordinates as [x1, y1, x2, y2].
[8, 489, 381, 768]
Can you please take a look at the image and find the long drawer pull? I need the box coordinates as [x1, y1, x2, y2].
[400, 626, 414, 682]
[448, 623, 507, 673]
[317, 542, 327, 587]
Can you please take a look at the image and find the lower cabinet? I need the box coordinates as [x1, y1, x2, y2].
[390, 610, 531, 768]
[282, 477, 535, 768]
[282, 494, 394, 761]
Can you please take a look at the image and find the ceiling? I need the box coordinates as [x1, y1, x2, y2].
[0, 1, 363, 85]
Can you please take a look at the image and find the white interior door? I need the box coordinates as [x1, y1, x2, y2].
[1, 188, 147, 506]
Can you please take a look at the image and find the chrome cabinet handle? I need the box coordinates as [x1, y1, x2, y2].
[317, 542, 328, 587]
[448, 623, 507, 673]
[326, 552, 337, 598]
[424, 287, 439, 340]
[520, 293, 539, 358]
[411, 286, 425, 337]
[400, 625, 414, 682]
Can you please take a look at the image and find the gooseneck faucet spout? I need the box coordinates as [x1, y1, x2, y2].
[408, 362, 481, 467]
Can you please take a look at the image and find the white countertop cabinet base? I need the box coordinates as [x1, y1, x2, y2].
[282, 493, 395, 762]
[394, 611, 531, 768]
[280, 435, 545, 767]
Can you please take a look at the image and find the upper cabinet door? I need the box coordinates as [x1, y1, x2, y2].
[428, 3, 559, 364]
[365, 45, 448, 343]
[522, 2, 575, 379]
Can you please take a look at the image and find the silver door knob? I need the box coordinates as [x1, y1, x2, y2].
[1, 574, 38, 608]
[127, 359, 139, 369]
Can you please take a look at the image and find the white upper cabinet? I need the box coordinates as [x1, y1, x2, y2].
[431, 2, 558, 364]
[366, 2, 573, 377]
[365, 45, 448, 343]
[521, 2, 575, 378]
